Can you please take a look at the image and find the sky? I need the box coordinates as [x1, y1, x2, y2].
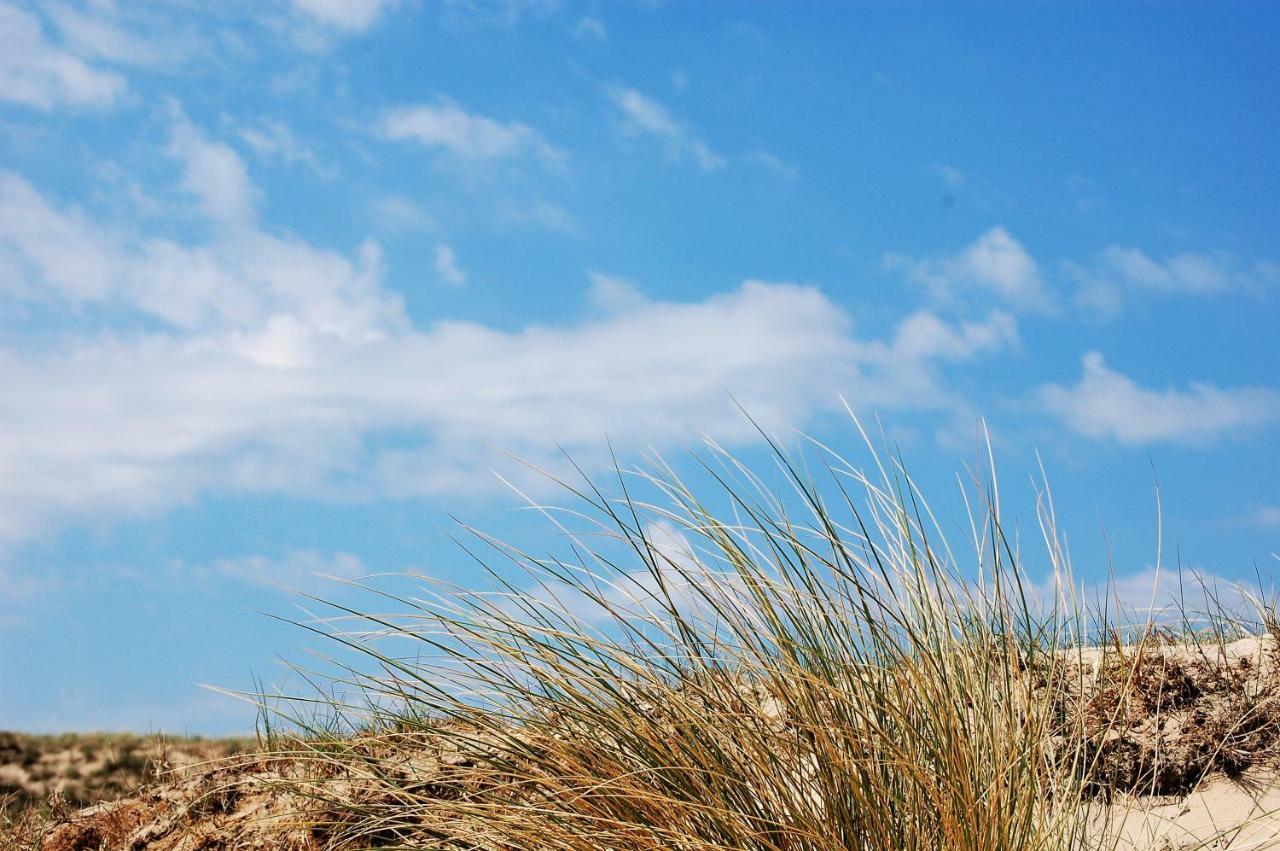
[1, 0, 1278, 735]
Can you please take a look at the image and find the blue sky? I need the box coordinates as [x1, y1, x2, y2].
[1, 0, 1277, 734]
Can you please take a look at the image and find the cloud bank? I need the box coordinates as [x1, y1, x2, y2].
[0, 113, 1024, 554]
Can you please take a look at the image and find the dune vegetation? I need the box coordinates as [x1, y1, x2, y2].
[0, 733, 250, 839]
[9, 423, 1280, 850]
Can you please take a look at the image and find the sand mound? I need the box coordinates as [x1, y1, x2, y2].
[12, 634, 1280, 850]
[1063, 635, 1280, 797]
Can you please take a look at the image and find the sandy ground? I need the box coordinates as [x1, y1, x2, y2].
[7, 634, 1278, 849]
[20, 757, 1280, 850]
[1070, 634, 1280, 848]
[1088, 777, 1280, 850]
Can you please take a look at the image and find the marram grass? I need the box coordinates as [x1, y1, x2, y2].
[252, 423, 1278, 851]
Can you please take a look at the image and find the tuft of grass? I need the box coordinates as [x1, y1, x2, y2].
[233, 424, 1279, 849]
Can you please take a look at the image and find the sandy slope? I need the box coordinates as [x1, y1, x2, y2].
[1087, 778, 1280, 850]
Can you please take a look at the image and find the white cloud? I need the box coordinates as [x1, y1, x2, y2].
[169, 112, 259, 225]
[0, 172, 126, 303]
[1066, 246, 1279, 320]
[608, 86, 725, 171]
[0, 117, 403, 345]
[434, 243, 467, 286]
[0, 279, 858, 548]
[886, 310, 1018, 362]
[0, 116, 1021, 557]
[1038, 352, 1280, 445]
[0, 1, 126, 110]
[384, 98, 566, 167]
[292, 0, 394, 33]
[44, 1, 171, 67]
[850, 309, 1019, 413]
[0, 279, 1014, 553]
[885, 227, 1053, 313]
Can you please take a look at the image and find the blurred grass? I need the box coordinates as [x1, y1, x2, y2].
[0, 732, 251, 824]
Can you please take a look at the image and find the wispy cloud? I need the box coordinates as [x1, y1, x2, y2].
[1033, 565, 1273, 623]
[743, 150, 798, 181]
[885, 227, 1054, 314]
[573, 15, 606, 41]
[1066, 175, 1104, 214]
[384, 98, 566, 167]
[187, 549, 368, 591]
[1066, 246, 1279, 320]
[0, 172, 125, 303]
[292, 0, 396, 33]
[1251, 506, 1280, 528]
[371, 195, 436, 234]
[0, 561, 70, 627]
[434, 242, 467, 286]
[237, 118, 332, 176]
[586, 272, 648, 314]
[930, 163, 966, 188]
[496, 198, 581, 235]
[0, 1, 127, 110]
[924, 163, 1012, 210]
[44, 1, 176, 67]
[1037, 352, 1280, 445]
[608, 86, 724, 171]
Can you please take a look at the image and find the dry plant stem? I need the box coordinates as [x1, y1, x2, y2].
[218, 423, 1280, 850]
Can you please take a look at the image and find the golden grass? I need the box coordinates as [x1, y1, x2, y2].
[11, 422, 1278, 850]
[248, 424, 1277, 850]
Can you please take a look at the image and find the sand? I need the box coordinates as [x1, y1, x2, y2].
[1091, 777, 1280, 850]
[8, 633, 1280, 850]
